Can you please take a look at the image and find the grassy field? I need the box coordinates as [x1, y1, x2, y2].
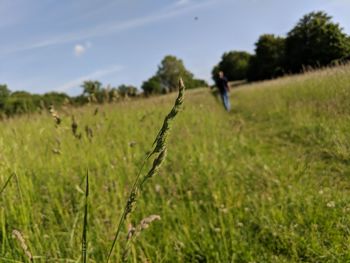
[1, 64, 350, 262]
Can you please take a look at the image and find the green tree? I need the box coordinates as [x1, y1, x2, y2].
[142, 55, 205, 95]
[0, 84, 11, 110]
[81, 80, 102, 103]
[0, 84, 11, 98]
[4, 91, 41, 116]
[156, 55, 195, 92]
[141, 76, 163, 96]
[117, 84, 138, 97]
[81, 81, 102, 96]
[285, 11, 350, 72]
[42, 92, 70, 107]
[212, 51, 252, 83]
[247, 34, 285, 81]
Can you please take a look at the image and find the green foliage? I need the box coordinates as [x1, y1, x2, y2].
[0, 84, 11, 98]
[191, 78, 208, 89]
[141, 76, 163, 96]
[214, 11, 350, 84]
[157, 55, 206, 92]
[142, 56, 206, 95]
[157, 56, 193, 92]
[0, 55, 205, 117]
[0, 89, 72, 117]
[0, 84, 11, 110]
[81, 80, 102, 96]
[247, 34, 286, 81]
[42, 92, 70, 107]
[117, 84, 138, 98]
[4, 91, 41, 116]
[212, 51, 252, 82]
[285, 11, 350, 72]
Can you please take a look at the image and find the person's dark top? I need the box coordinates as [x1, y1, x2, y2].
[217, 77, 228, 94]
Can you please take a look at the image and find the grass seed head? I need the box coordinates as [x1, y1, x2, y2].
[12, 229, 33, 262]
[49, 105, 61, 125]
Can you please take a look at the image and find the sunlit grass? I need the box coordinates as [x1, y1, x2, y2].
[1, 64, 350, 262]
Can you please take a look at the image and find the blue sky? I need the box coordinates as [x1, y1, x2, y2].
[0, 0, 349, 95]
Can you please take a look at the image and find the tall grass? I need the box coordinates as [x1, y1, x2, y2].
[107, 78, 185, 262]
[0, 65, 350, 262]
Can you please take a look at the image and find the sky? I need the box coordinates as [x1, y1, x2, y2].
[0, 0, 350, 95]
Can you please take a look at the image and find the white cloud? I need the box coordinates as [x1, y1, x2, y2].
[74, 42, 92, 56]
[74, 44, 86, 56]
[55, 65, 123, 92]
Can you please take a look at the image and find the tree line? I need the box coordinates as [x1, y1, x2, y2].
[213, 11, 350, 83]
[0, 55, 207, 118]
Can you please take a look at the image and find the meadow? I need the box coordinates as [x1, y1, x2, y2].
[1, 64, 350, 262]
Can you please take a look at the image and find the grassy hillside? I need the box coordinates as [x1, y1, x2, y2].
[1, 65, 350, 262]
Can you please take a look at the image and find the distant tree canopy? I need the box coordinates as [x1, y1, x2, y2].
[141, 76, 163, 96]
[0, 84, 11, 108]
[213, 11, 350, 84]
[0, 55, 206, 118]
[157, 56, 193, 92]
[81, 80, 102, 99]
[3, 91, 41, 115]
[285, 11, 350, 72]
[212, 51, 252, 83]
[0, 84, 11, 98]
[42, 92, 70, 107]
[247, 34, 285, 81]
[117, 84, 138, 97]
[142, 55, 207, 95]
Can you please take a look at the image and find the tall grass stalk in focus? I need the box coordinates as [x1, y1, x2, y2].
[82, 171, 89, 263]
[107, 78, 185, 262]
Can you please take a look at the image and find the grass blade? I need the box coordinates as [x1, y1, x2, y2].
[0, 173, 15, 195]
[82, 171, 89, 263]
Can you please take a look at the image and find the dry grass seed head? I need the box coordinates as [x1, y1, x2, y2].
[12, 229, 33, 262]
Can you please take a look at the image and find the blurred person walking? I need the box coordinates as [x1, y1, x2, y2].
[216, 71, 231, 111]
